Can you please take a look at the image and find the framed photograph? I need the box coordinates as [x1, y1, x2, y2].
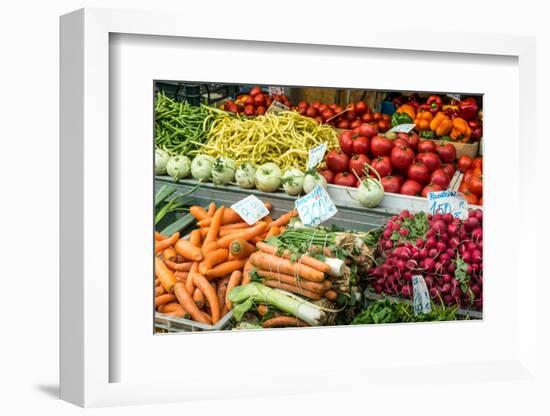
[60, 7, 541, 409]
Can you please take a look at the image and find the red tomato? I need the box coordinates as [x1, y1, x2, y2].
[306, 107, 318, 118]
[253, 94, 266, 106]
[337, 119, 350, 129]
[392, 138, 409, 148]
[473, 157, 483, 171]
[256, 106, 266, 115]
[358, 123, 377, 138]
[390, 145, 415, 170]
[407, 133, 420, 151]
[381, 175, 402, 193]
[333, 171, 357, 187]
[352, 136, 369, 155]
[407, 162, 430, 185]
[371, 156, 393, 178]
[421, 183, 443, 197]
[382, 114, 391, 122]
[249, 86, 263, 97]
[311, 101, 321, 109]
[355, 101, 368, 116]
[458, 181, 470, 193]
[435, 143, 457, 163]
[440, 163, 456, 179]
[373, 112, 382, 121]
[350, 119, 362, 129]
[325, 150, 349, 173]
[370, 136, 393, 157]
[377, 120, 390, 132]
[349, 154, 370, 177]
[468, 172, 483, 197]
[318, 168, 335, 184]
[478, 196, 483, 205]
[244, 104, 255, 116]
[417, 140, 436, 153]
[318, 104, 329, 113]
[430, 168, 451, 189]
[361, 113, 374, 123]
[400, 179, 422, 196]
[321, 109, 335, 121]
[457, 155, 474, 172]
[298, 101, 309, 109]
[415, 152, 441, 173]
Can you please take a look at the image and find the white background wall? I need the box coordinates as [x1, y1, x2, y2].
[0, 0, 547, 414]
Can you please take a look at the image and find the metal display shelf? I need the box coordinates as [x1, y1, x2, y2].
[155, 176, 394, 231]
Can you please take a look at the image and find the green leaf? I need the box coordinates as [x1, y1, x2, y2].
[232, 298, 254, 321]
[454, 255, 470, 285]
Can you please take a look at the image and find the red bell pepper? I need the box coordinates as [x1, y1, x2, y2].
[407, 93, 420, 110]
[417, 103, 431, 113]
[426, 95, 443, 115]
[458, 98, 479, 120]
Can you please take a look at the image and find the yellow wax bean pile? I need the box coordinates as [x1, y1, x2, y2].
[201, 111, 339, 171]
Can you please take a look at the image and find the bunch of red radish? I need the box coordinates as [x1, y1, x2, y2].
[223, 86, 293, 116]
[321, 127, 458, 196]
[294, 100, 391, 132]
[369, 209, 483, 310]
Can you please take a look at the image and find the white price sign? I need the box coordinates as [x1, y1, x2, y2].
[387, 123, 416, 133]
[268, 86, 285, 96]
[231, 195, 269, 225]
[412, 275, 432, 315]
[446, 94, 461, 101]
[266, 100, 290, 114]
[295, 185, 337, 227]
[427, 190, 468, 220]
[307, 143, 327, 170]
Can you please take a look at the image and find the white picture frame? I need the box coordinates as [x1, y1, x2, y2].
[60, 7, 542, 409]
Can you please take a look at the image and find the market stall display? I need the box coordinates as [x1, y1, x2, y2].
[154, 83, 484, 333]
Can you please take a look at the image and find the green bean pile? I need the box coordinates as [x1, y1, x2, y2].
[154, 92, 217, 156]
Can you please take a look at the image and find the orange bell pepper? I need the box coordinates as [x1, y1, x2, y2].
[413, 111, 433, 131]
[396, 104, 416, 121]
[429, 112, 452, 136]
[450, 117, 472, 141]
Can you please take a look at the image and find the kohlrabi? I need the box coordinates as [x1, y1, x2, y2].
[235, 162, 257, 189]
[211, 157, 236, 186]
[255, 162, 282, 193]
[191, 154, 215, 181]
[303, 171, 327, 194]
[282, 168, 305, 196]
[166, 155, 191, 181]
[155, 148, 170, 175]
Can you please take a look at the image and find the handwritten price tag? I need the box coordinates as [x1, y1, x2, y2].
[446, 93, 461, 101]
[427, 190, 468, 220]
[268, 86, 285, 96]
[412, 275, 432, 315]
[266, 100, 290, 114]
[387, 123, 416, 134]
[231, 195, 269, 225]
[295, 185, 337, 227]
[307, 143, 327, 170]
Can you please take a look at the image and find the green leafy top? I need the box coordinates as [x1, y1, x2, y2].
[390, 211, 429, 244]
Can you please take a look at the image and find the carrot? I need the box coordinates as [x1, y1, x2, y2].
[257, 304, 269, 316]
[255, 241, 331, 274]
[269, 209, 298, 228]
[264, 202, 273, 211]
[155, 286, 166, 296]
[174, 271, 189, 282]
[190, 206, 209, 221]
[227, 252, 236, 260]
[155, 278, 161, 287]
[193, 287, 205, 308]
[229, 239, 257, 259]
[155, 293, 176, 307]
[323, 289, 338, 301]
[262, 216, 273, 224]
[174, 239, 203, 262]
[162, 246, 177, 262]
[219, 224, 250, 237]
[250, 236, 263, 244]
[262, 316, 309, 328]
[263, 280, 321, 300]
[216, 276, 230, 313]
[225, 270, 243, 310]
[279, 226, 286, 234]
[200, 227, 209, 238]
[155, 232, 179, 253]
[192, 273, 221, 323]
[249, 251, 325, 282]
[264, 226, 281, 239]
[216, 222, 268, 248]
[204, 206, 225, 244]
[241, 259, 254, 285]
[155, 231, 168, 240]
[155, 256, 177, 292]
[186, 262, 199, 296]
[199, 248, 229, 275]
[166, 308, 186, 318]
[158, 302, 183, 313]
[255, 269, 329, 293]
[165, 260, 193, 272]
[205, 259, 247, 280]
[201, 241, 219, 256]
[207, 202, 216, 217]
[189, 229, 202, 247]
[221, 222, 250, 231]
[197, 208, 241, 227]
[174, 282, 211, 324]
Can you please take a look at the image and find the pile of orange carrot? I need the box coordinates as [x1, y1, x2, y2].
[248, 241, 338, 302]
[154, 202, 299, 325]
